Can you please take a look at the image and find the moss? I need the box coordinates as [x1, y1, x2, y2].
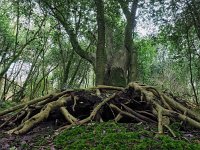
[54, 122, 200, 150]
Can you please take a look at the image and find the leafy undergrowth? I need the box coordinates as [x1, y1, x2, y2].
[54, 122, 200, 150]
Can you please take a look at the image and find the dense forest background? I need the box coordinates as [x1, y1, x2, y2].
[0, 0, 200, 105]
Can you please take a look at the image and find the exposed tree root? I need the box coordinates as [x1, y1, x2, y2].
[0, 82, 199, 135]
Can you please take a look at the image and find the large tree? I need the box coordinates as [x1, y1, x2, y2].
[38, 0, 139, 86]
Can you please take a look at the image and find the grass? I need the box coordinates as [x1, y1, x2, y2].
[54, 121, 200, 150]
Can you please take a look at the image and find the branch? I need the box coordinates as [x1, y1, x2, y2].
[43, 1, 95, 67]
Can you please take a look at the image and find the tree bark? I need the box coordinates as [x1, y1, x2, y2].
[118, 0, 139, 82]
[94, 0, 106, 85]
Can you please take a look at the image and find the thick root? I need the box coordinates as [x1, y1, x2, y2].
[7, 96, 71, 134]
[1, 82, 200, 135]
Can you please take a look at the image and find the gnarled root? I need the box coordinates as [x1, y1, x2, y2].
[1, 82, 200, 135]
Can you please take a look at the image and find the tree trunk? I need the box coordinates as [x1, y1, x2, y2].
[118, 0, 138, 82]
[104, 0, 139, 86]
[94, 0, 106, 85]
[104, 23, 127, 87]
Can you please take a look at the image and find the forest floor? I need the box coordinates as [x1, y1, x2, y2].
[0, 119, 57, 150]
[0, 120, 200, 150]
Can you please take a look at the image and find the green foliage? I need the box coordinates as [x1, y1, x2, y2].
[0, 14, 14, 45]
[54, 122, 200, 150]
[137, 38, 157, 83]
[0, 101, 15, 111]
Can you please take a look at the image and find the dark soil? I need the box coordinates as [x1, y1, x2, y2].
[0, 120, 59, 150]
